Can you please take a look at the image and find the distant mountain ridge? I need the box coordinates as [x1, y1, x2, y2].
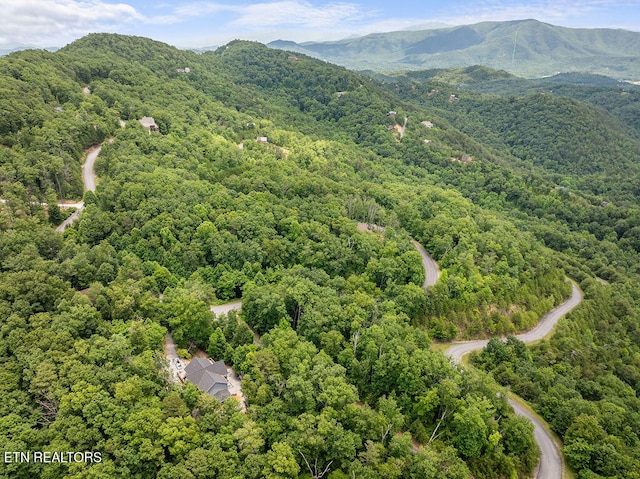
[0, 42, 58, 56]
[268, 19, 640, 80]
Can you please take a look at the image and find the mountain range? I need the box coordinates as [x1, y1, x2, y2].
[0, 42, 58, 56]
[2, 31, 640, 479]
[268, 19, 640, 80]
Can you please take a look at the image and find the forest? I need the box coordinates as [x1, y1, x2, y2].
[0, 33, 638, 479]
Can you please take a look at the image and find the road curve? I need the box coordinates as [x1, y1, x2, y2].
[82, 145, 100, 193]
[207, 225, 439, 340]
[509, 398, 563, 479]
[446, 283, 582, 363]
[356, 222, 440, 288]
[210, 300, 243, 316]
[515, 283, 582, 343]
[445, 282, 583, 479]
[55, 144, 102, 233]
[411, 239, 440, 287]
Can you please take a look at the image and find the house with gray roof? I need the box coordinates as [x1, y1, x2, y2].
[139, 116, 160, 133]
[184, 358, 231, 401]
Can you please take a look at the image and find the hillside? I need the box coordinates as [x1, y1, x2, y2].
[0, 34, 639, 479]
[268, 19, 640, 80]
[379, 66, 640, 206]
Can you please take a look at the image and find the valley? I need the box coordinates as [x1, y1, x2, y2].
[0, 32, 639, 479]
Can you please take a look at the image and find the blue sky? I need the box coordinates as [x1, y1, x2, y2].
[1, 0, 638, 48]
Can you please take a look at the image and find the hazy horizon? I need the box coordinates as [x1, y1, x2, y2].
[1, 0, 638, 50]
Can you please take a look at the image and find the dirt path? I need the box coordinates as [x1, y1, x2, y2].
[399, 115, 408, 139]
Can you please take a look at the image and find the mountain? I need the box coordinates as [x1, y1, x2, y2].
[1, 34, 640, 479]
[0, 42, 58, 56]
[268, 19, 640, 80]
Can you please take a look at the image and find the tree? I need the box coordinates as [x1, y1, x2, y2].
[233, 420, 265, 457]
[501, 415, 538, 473]
[242, 284, 287, 335]
[409, 445, 471, 479]
[157, 416, 202, 460]
[233, 321, 255, 347]
[166, 290, 213, 350]
[162, 392, 190, 418]
[451, 397, 493, 459]
[377, 396, 404, 443]
[288, 410, 359, 478]
[48, 202, 63, 225]
[263, 442, 300, 479]
[208, 327, 229, 361]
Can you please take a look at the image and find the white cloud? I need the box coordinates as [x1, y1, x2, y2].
[229, 1, 367, 28]
[438, 0, 638, 28]
[151, 1, 369, 28]
[2, 0, 635, 49]
[0, 0, 143, 46]
[335, 0, 640, 39]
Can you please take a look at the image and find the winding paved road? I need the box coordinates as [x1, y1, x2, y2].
[509, 398, 563, 479]
[446, 283, 582, 363]
[411, 238, 440, 287]
[5, 114, 576, 475]
[55, 144, 101, 233]
[356, 222, 440, 288]
[206, 223, 439, 343]
[370, 223, 577, 476]
[82, 145, 99, 193]
[445, 283, 583, 479]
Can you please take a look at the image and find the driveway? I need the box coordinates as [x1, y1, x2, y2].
[55, 208, 84, 233]
[226, 367, 246, 411]
[163, 333, 182, 383]
[210, 300, 243, 316]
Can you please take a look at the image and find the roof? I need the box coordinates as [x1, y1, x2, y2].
[139, 116, 158, 128]
[197, 371, 226, 393]
[184, 357, 211, 375]
[184, 358, 230, 400]
[209, 360, 228, 376]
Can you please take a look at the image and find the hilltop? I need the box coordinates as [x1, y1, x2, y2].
[0, 34, 639, 479]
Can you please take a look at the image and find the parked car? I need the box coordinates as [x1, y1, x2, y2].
[174, 358, 184, 370]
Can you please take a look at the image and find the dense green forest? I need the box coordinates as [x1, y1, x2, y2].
[0, 33, 639, 478]
[267, 19, 640, 80]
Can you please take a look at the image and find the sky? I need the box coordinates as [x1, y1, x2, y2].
[1, 0, 638, 49]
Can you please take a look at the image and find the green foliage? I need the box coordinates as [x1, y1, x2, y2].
[4, 32, 640, 479]
[474, 285, 640, 477]
[269, 20, 640, 80]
